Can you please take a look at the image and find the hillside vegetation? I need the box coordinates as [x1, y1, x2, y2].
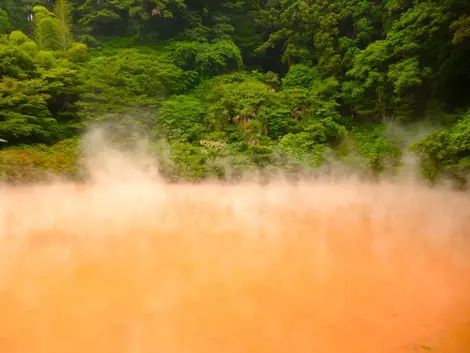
[0, 0, 469, 186]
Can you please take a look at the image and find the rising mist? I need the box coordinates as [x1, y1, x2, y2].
[0, 130, 469, 353]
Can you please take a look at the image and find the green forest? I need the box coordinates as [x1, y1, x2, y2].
[0, 0, 469, 186]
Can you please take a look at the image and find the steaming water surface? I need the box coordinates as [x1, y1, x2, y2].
[0, 180, 469, 353]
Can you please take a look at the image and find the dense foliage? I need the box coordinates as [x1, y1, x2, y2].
[0, 0, 469, 186]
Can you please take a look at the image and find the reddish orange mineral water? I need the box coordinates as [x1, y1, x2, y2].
[0, 180, 469, 353]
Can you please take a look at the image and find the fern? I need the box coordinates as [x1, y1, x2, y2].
[53, 0, 73, 51]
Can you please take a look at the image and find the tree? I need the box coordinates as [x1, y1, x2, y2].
[0, 0, 469, 185]
[32, 5, 58, 51]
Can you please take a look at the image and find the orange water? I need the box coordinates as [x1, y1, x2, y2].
[0, 181, 469, 353]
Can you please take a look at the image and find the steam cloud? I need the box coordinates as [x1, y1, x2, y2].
[0, 128, 469, 353]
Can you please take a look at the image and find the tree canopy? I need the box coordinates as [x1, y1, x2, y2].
[0, 0, 469, 186]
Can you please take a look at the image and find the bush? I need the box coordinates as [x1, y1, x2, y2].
[0, 138, 80, 184]
[411, 111, 470, 188]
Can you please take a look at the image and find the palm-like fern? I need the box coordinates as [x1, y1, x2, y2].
[32, 0, 73, 51]
[53, 0, 73, 51]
